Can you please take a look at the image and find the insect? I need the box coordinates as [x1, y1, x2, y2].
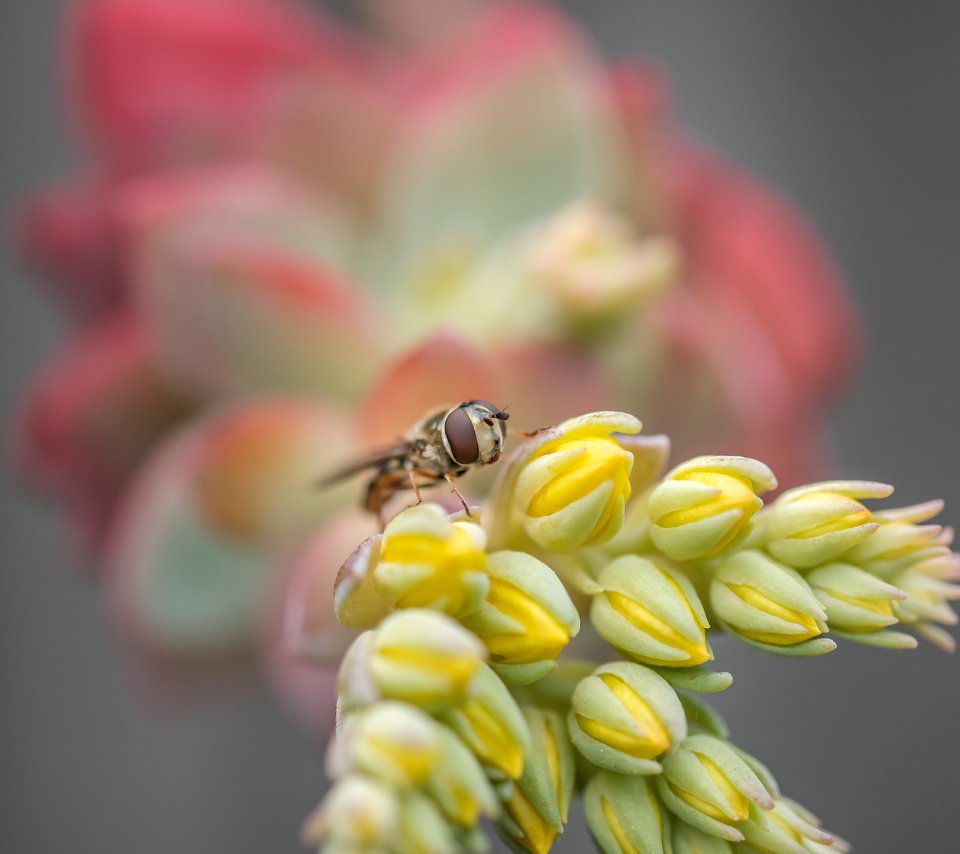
[319, 400, 510, 525]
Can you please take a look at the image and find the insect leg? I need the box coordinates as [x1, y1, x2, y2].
[444, 474, 471, 517]
[405, 462, 424, 506]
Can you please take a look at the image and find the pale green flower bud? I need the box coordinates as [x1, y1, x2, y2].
[649, 456, 777, 561]
[672, 821, 734, 853]
[441, 663, 530, 780]
[710, 551, 834, 656]
[529, 201, 678, 325]
[846, 499, 947, 578]
[375, 504, 489, 617]
[739, 798, 845, 854]
[806, 563, 915, 648]
[761, 481, 892, 569]
[460, 550, 580, 685]
[583, 771, 671, 854]
[497, 707, 576, 854]
[398, 790, 458, 854]
[892, 553, 960, 652]
[657, 735, 775, 842]
[366, 609, 487, 711]
[510, 412, 640, 551]
[591, 554, 712, 668]
[300, 774, 398, 851]
[427, 724, 500, 828]
[328, 702, 442, 788]
[568, 661, 686, 775]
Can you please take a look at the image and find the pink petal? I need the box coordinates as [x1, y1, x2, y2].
[67, 0, 361, 171]
[12, 312, 190, 558]
[118, 165, 382, 399]
[17, 177, 126, 321]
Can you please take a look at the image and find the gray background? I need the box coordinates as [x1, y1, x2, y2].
[2, 1, 958, 852]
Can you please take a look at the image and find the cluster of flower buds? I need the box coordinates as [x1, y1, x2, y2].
[310, 411, 955, 853]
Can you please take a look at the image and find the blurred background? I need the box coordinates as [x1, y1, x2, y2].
[1, 1, 958, 852]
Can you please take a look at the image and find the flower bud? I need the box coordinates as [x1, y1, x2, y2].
[329, 702, 441, 788]
[671, 821, 734, 853]
[529, 201, 678, 324]
[375, 504, 488, 617]
[498, 707, 576, 854]
[649, 456, 777, 561]
[806, 563, 914, 648]
[591, 554, 712, 668]
[739, 798, 844, 854]
[761, 481, 892, 569]
[511, 412, 640, 551]
[892, 554, 960, 652]
[568, 661, 686, 775]
[398, 790, 457, 854]
[460, 550, 580, 685]
[300, 775, 398, 851]
[656, 735, 774, 842]
[441, 663, 530, 780]
[367, 609, 487, 710]
[710, 551, 834, 656]
[846, 500, 947, 578]
[426, 725, 500, 828]
[583, 771, 671, 854]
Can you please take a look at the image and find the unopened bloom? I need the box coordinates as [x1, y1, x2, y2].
[649, 456, 777, 562]
[892, 554, 960, 652]
[397, 791, 457, 854]
[657, 735, 775, 842]
[498, 707, 576, 854]
[740, 798, 846, 854]
[329, 702, 442, 788]
[710, 551, 834, 655]
[365, 609, 487, 711]
[672, 821, 734, 853]
[568, 661, 686, 775]
[375, 504, 488, 617]
[846, 499, 949, 578]
[441, 663, 530, 780]
[583, 771, 671, 854]
[807, 563, 915, 648]
[510, 412, 640, 551]
[460, 550, 580, 685]
[426, 725, 500, 828]
[301, 775, 398, 852]
[529, 201, 678, 325]
[590, 554, 712, 667]
[760, 481, 891, 569]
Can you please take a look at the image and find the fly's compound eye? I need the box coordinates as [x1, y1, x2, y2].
[444, 406, 481, 465]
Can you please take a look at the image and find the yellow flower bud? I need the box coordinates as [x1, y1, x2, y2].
[710, 551, 835, 656]
[375, 504, 488, 617]
[649, 456, 777, 561]
[739, 798, 844, 854]
[807, 563, 915, 649]
[441, 663, 530, 780]
[508, 412, 640, 551]
[426, 725, 499, 828]
[591, 554, 712, 668]
[760, 481, 892, 569]
[672, 821, 735, 853]
[657, 735, 775, 842]
[365, 609, 487, 710]
[498, 707, 576, 854]
[568, 661, 686, 775]
[460, 550, 580, 685]
[583, 771, 671, 854]
[329, 702, 442, 788]
[300, 775, 398, 851]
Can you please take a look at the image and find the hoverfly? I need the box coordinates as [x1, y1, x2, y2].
[319, 400, 510, 525]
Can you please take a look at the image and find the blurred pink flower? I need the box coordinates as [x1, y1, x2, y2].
[14, 0, 859, 724]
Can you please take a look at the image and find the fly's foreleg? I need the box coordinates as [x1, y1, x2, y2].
[444, 474, 471, 517]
